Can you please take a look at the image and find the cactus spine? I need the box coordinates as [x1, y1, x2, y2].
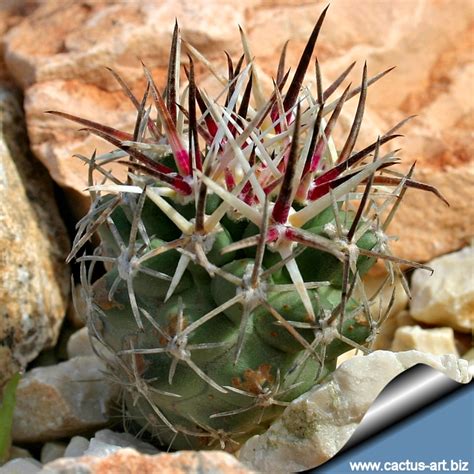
[54, 7, 444, 451]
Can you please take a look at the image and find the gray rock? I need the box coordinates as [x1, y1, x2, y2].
[0, 87, 70, 386]
[12, 356, 119, 443]
[238, 351, 471, 472]
[63, 437, 89, 458]
[40, 442, 67, 465]
[0, 458, 42, 474]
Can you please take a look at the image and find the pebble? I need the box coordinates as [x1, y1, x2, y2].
[40, 443, 67, 465]
[0, 458, 42, 474]
[391, 326, 459, 356]
[66, 328, 94, 359]
[238, 351, 470, 472]
[12, 356, 119, 443]
[410, 246, 474, 333]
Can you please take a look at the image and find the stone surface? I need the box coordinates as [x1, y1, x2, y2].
[462, 348, 474, 364]
[3, 1, 248, 89]
[59, 429, 159, 460]
[1, 0, 472, 262]
[12, 356, 119, 443]
[66, 327, 94, 359]
[6, 446, 33, 461]
[238, 351, 471, 472]
[0, 87, 70, 387]
[63, 437, 90, 459]
[41, 449, 254, 474]
[410, 246, 474, 333]
[373, 310, 418, 350]
[0, 458, 42, 474]
[41, 443, 67, 465]
[0, 1, 36, 84]
[85, 430, 158, 457]
[391, 326, 458, 356]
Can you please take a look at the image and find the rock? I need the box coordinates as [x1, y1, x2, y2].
[66, 327, 94, 359]
[3, 1, 247, 89]
[391, 326, 458, 356]
[410, 246, 474, 333]
[85, 430, 158, 457]
[0, 458, 42, 474]
[238, 351, 470, 472]
[0, 87, 70, 386]
[41, 443, 67, 465]
[373, 310, 418, 350]
[6, 446, 33, 461]
[248, 0, 474, 265]
[2, 1, 472, 260]
[336, 348, 360, 367]
[0, 0, 35, 84]
[462, 348, 474, 364]
[41, 449, 253, 474]
[385, 166, 474, 268]
[63, 437, 90, 458]
[12, 356, 119, 443]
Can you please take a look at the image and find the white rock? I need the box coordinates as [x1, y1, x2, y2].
[410, 246, 474, 333]
[66, 327, 94, 359]
[40, 442, 67, 465]
[12, 356, 119, 443]
[238, 351, 471, 472]
[0, 458, 42, 474]
[336, 348, 361, 367]
[85, 430, 159, 457]
[63, 437, 90, 458]
[392, 326, 459, 356]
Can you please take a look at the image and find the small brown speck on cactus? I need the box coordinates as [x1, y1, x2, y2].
[50, 6, 447, 451]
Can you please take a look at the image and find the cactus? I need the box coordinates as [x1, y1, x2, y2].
[53, 7, 445, 451]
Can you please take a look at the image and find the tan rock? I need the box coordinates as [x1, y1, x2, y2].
[6, 445, 33, 461]
[66, 327, 94, 359]
[3, 0, 247, 89]
[0, 0, 36, 84]
[12, 356, 119, 443]
[41, 449, 254, 474]
[462, 348, 474, 363]
[410, 246, 474, 333]
[3, 0, 472, 262]
[391, 326, 459, 356]
[238, 351, 471, 472]
[0, 87, 69, 386]
[384, 166, 474, 266]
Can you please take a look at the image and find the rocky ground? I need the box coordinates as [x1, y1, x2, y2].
[0, 1, 472, 473]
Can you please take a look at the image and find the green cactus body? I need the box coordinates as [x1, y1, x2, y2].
[58, 5, 437, 452]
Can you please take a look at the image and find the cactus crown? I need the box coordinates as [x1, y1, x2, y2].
[54, 6, 443, 451]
